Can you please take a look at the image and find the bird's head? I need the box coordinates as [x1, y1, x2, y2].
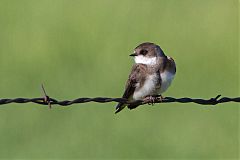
[130, 42, 166, 65]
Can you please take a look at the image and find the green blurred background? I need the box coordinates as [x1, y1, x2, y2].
[0, 0, 239, 159]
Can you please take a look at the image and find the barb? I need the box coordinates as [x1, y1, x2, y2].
[0, 94, 239, 109]
[41, 84, 51, 109]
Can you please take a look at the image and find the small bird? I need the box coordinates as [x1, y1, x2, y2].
[115, 42, 176, 113]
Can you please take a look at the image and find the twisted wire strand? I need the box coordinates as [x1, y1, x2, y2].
[0, 85, 238, 109]
[0, 95, 239, 109]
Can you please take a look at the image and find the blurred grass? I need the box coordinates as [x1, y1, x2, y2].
[0, 0, 239, 159]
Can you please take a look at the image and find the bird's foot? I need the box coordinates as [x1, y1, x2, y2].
[144, 95, 157, 105]
[157, 95, 164, 102]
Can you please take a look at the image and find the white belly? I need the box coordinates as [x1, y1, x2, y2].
[158, 71, 175, 94]
[133, 74, 158, 100]
[132, 71, 175, 100]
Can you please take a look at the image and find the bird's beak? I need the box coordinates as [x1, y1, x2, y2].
[129, 53, 137, 56]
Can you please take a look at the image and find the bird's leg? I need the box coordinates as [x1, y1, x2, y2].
[144, 95, 165, 105]
[144, 95, 157, 105]
[157, 95, 164, 102]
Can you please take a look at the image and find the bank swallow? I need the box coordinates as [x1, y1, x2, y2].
[115, 42, 176, 113]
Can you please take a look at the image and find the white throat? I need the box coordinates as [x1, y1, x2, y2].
[134, 55, 157, 65]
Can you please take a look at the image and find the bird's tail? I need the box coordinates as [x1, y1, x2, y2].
[115, 103, 126, 114]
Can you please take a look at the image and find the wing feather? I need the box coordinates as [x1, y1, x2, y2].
[115, 64, 147, 113]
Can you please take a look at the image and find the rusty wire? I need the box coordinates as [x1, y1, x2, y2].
[0, 85, 239, 109]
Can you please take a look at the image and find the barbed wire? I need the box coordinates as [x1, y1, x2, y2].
[0, 85, 239, 109]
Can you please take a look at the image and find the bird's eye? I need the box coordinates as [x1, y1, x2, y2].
[140, 49, 148, 55]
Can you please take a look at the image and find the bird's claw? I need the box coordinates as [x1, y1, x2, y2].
[157, 95, 164, 102]
[144, 96, 157, 105]
[144, 95, 165, 105]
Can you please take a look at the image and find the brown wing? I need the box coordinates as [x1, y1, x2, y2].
[164, 56, 176, 74]
[115, 64, 147, 113]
